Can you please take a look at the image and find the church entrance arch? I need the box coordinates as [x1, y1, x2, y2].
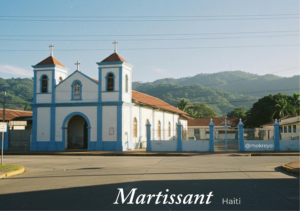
[62, 112, 90, 150]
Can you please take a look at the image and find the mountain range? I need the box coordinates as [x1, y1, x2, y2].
[0, 71, 298, 116]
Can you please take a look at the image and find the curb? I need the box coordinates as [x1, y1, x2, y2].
[251, 153, 300, 156]
[0, 165, 25, 179]
[281, 164, 299, 175]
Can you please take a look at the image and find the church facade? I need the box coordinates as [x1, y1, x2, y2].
[30, 45, 188, 151]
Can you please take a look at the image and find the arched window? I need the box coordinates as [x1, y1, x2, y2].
[145, 119, 149, 137]
[125, 75, 129, 92]
[41, 75, 48, 93]
[168, 122, 171, 137]
[59, 77, 63, 83]
[72, 81, 82, 100]
[107, 73, 114, 91]
[133, 118, 137, 138]
[157, 121, 161, 138]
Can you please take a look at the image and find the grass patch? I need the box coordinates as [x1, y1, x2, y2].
[0, 164, 20, 171]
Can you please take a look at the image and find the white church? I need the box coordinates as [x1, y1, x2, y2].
[30, 42, 189, 151]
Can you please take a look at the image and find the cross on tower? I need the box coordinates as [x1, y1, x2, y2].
[49, 44, 54, 56]
[75, 61, 81, 71]
[113, 40, 118, 53]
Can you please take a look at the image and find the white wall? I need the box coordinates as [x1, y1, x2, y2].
[122, 106, 131, 146]
[131, 104, 188, 148]
[37, 107, 50, 141]
[55, 71, 98, 103]
[151, 140, 177, 151]
[55, 106, 97, 143]
[122, 67, 132, 103]
[102, 106, 117, 141]
[55, 69, 68, 85]
[182, 140, 209, 151]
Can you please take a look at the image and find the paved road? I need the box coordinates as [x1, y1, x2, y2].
[0, 155, 299, 210]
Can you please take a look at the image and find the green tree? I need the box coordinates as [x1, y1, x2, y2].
[177, 98, 189, 112]
[177, 99, 217, 118]
[245, 93, 299, 127]
[227, 106, 247, 118]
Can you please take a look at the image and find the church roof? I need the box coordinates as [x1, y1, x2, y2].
[132, 90, 188, 116]
[36, 56, 65, 67]
[101, 53, 127, 63]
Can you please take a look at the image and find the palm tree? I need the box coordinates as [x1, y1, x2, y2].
[273, 98, 295, 118]
[177, 99, 189, 112]
[290, 93, 300, 115]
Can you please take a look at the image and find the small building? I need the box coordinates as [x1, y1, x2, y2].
[0, 109, 32, 130]
[0, 109, 33, 151]
[260, 115, 300, 141]
[187, 118, 239, 140]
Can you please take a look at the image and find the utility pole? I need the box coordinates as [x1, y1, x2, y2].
[1, 91, 6, 164]
[221, 118, 231, 152]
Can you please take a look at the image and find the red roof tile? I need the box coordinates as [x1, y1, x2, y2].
[188, 118, 240, 127]
[132, 90, 187, 116]
[0, 109, 32, 121]
[36, 56, 65, 67]
[101, 53, 127, 63]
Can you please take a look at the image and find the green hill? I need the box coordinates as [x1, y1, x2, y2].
[133, 71, 299, 98]
[0, 71, 298, 116]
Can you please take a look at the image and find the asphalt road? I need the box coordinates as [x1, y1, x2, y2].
[0, 155, 299, 210]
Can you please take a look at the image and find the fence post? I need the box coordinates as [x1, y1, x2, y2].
[238, 118, 244, 152]
[209, 119, 214, 152]
[177, 122, 182, 151]
[274, 119, 280, 151]
[146, 122, 152, 152]
[4, 125, 9, 150]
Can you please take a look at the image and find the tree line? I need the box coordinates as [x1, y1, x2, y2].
[177, 93, 300, 127]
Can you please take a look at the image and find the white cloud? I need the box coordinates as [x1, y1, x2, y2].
[0, 65, 32, 77]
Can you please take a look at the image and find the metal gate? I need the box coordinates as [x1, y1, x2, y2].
[214, 127, 238, 152]
[9, 130, 31, 151]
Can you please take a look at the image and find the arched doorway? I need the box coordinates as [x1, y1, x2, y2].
[67, 115, 88, 149]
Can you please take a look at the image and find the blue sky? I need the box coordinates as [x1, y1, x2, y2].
[0, 0, 299, 82]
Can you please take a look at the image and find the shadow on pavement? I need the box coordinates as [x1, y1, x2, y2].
[0, 178, 299, 210]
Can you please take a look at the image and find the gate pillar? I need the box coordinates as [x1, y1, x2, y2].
[238, 119, 244, 151]
[209, 119, 214, 152]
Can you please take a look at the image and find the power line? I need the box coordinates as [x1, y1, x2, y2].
[0, 17, 299, 22]
[0, 14, 298, 18]
[0, 30, 298, 37]
[0, 44, 298, 52]
[0, 34, 298, 42]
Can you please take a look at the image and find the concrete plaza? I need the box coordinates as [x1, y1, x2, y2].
[0, 155, 299, 210]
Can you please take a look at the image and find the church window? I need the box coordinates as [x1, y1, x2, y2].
[125, 75, 129, 92]
[157, 121, 161, 138]
[168, 122, 171, 137]
[41, 75, 48, 93]
[59, 77, 63, 83]
[133, 118, 137, 138]
[107, 73, 114, 91]
[72, 81, 82, 100]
